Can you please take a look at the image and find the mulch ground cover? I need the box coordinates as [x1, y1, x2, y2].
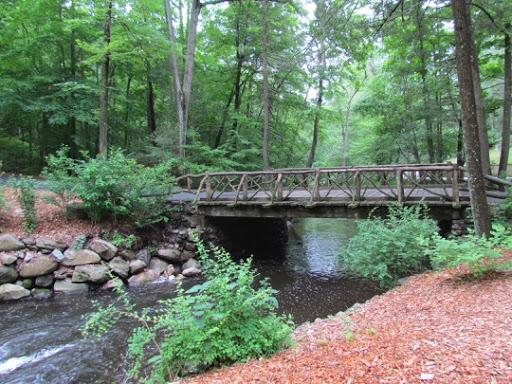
[186, 257, 512, 384]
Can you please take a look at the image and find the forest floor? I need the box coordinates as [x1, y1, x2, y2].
[3, 188, 512, 383]
[185, 260, 512, 384]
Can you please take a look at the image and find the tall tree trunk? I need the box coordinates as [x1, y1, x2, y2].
[69, 0, 77, 157]
[164, 0, 185, 156]
[456, 118, 465, 166]
[98, 1, 112, 156]
[499, 27, 511, 177]
[452, 0, 491, 237]
[232, 12, 245, 134]
[124, 76, 132, 148]
[262, 0, 270, 170]
[214, 89, 235, 148]
[146, 61, 156, 136]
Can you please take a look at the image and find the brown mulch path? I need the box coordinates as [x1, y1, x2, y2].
[1, 188, 110, 243]
[186, 259, 512, 384]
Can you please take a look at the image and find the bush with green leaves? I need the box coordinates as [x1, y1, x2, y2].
[428, 223, 512, 277]
[8, 176, 37, 233]
[82, 234, 294, 382]
[339, 204, 439, 288]
[43, 146, 175, 224]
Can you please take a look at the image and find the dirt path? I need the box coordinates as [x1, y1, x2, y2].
[185, 262, 512, 384]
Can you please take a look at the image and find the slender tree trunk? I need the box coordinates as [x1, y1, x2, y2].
[69, 0, 77, 157]
[146, 61, 156, 136]
[341, 90, 358, 167]
[499, 27, 511, 177]
[456, 118, 465, 166]
[98, 1, 112, 156]
[232, 13, 245, 134]
[452, 0, 491, 237]
[262, 0, 270, 170]
[164, 0, 185, 156]
[214, 89, 235, 148]
[124, 76, 132, 148]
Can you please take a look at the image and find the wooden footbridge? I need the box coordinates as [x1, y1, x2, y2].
[172, 163, 511, 220]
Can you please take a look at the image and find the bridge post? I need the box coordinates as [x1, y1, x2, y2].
[276, 173, 283, 201]
[314, 169, 321, 200]
[242, 174, 248, 201]
[396, 169, 404, 203]
[205, 172, 212, 200]
[354, 171, 361, 201]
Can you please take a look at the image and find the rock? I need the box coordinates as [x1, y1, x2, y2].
[0, 265, 18, 284]
[180, 250, 195, 262]
[0, 234, 25, 252]
[119, 249, 136, 261]
[136, 249, 151, 265]
[397, 277, 410, 286]
[35, 275, 54, 288]
[36, 238, 67, 252]
[100, 278, 124, 290]
[24, 252, 35, 262]
[129, 260, 146, 275]
[54, 266, 74, 280]
[149, 258, 169, 275]
[184, 242, 197, 252]
[19, 254, 59, 278]
[0, 253, 18, 266]
[182, 258, 202, 271]
[108, 257, 129, 278]
[21, 236, 36, 247]
[128, 270, 161, 286]
[182, 267, 201, 277]
[164, 264, 176, 277]
[0, 284, 31, 301]
[54, 279, 90, 294]
[51, 249, 65, 263]
[157, 248, 181, 263]
[89, 239, 118, 261]
[32, 288, 53, 300]
[61, 249, 101, 266]
[72, 264, 110, 284]
[20, 278, 34, 289]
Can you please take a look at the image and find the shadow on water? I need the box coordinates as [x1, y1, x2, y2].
[0, 218, 383, 383]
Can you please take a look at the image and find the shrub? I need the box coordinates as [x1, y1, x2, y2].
[428, 223, 512, 277]
[339, 204, 438, 288]
[8, 176, 37, 232]
[43, 146, 175, 224]
[82, 234, 294, 382]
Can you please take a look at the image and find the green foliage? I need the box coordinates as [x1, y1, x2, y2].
[339, 204, 438, 288]
[428, 224, 512, 278]
[8, 176, 37, 233]
[0, 161, 5, 222]
[82, 234, 294, 382]
[43, 146, 175, 225]
[105, 230, 136, 250]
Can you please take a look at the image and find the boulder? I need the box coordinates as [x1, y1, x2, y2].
[21, 236, 36, 247]
[100, 278, 124, 290]
[51, 249, 65, 263]
[36, 238, 67, 252]
[136, 249, 151, 265]
[54, 266, 74, 280]
[0, 284, 31, 301]
[108, 257, 129, 278]
[20, 278, 34, 290]
[182, 258, 202, 271]
[149, 258, 169, 275]
[61, 249, 101, 266]
[129, 260, 146, 275]
[72, 264, 110, 284]
[35, 275, 54, 288]
[19, 254, 59, 278]
[0, 253, 18, 266]
[164, 264, 176, 277]
[0, 234, 25, 252]
[128, 270, 161, 286]
[157, 248, 181, 263]
[54, 279, 89, 294]
[180, 250, 195, 262]
[182, 267, 201, 277]
[32, 288, 53, 300]
[89, 239, 118, 261]
[0, 265, 18, 284]
[119, 249, 136, 261]
[184, 242, 197, 252]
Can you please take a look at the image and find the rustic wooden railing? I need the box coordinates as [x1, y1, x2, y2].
[174, 163, 511, 206]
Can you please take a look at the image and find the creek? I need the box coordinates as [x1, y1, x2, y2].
[0, 218, 383, 384]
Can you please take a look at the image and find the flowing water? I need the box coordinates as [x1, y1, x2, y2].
[0, 218, 383, 384]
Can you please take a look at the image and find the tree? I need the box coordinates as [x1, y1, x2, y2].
[98, 1, 112, 155]
[451, 0, 491, 237]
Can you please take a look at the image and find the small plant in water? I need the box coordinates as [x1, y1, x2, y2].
[82, 232, 294, 382]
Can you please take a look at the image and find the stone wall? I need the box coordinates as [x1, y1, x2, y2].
[0, 206, 215, 302]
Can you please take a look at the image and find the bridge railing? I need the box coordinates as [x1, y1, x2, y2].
[175, 163, 510, 205]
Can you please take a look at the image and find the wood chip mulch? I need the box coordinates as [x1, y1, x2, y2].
[186, 256, 512, 384]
